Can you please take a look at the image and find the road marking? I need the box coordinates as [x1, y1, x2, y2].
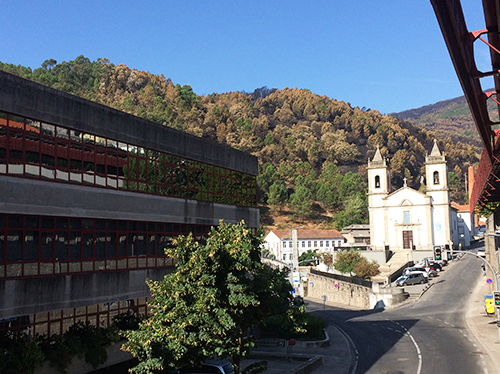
[389, 320, 422, 374]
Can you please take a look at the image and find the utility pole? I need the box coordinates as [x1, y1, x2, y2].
[290, 226, 302, 295]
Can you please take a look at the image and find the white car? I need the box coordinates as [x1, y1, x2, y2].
[477, 248, 486, 258]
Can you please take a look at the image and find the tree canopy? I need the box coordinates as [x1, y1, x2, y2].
[122, 221, 292, 374]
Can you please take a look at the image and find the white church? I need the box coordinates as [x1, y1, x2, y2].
[367, 140, 464, 255]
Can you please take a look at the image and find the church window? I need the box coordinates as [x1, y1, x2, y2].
[375, 175, 380, 188]
[433, 171, 439, 185]
[403, 210, 410, 224]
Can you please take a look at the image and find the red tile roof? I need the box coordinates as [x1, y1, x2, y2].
[269, 229, 344, 240]
[451, 201, 469, 212]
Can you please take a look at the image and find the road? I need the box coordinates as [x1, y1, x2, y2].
[307, 248, 495, 374]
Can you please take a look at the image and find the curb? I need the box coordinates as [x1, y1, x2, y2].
[247, 352, 324, 374]
[332, 324, 358, 374]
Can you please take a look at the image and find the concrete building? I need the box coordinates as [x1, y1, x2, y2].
[368, 141, 461, 258]
[263, 229, 345, 262]
[340, 224, 370, 249]
[0, 71, 259, 335]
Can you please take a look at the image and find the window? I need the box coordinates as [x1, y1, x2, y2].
[403, 210, 410, 224]
[282, 254, 286, 261]
[375, 175, 380, 188]
[308, 241, 311, 247]
[326, 241, 329, 247]
[313, 241, 317, 247]
[283, 241, 286, 248]
[0, 111, 257, 207]
[320, 241, 323, 247]
[301, 241, 305, 247]
[433, 171, 439, 185]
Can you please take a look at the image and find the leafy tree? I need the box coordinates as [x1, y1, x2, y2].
[123, 221, 292, 374]
[333, 249, 379, 279]
[257, 163, 280, 203]
[298, 249, 318, 266]
[267, 181, 288, 211]
[333, 249, 363, 276]
[289, 185, 313, 219]
[353, 257, 380, 279]
[332, 194, 368, 230]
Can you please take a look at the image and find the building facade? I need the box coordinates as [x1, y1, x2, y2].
[0, 71, 259, 335]
[263, 229, 345, 263]
[368, 141, 458, 252]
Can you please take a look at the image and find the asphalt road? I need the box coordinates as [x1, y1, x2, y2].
[307, 248, 493, 374]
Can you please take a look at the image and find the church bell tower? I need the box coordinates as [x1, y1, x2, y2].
[367, 146, 390, 250]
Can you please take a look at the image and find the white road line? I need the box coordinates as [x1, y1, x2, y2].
[389, 319, 423, 374]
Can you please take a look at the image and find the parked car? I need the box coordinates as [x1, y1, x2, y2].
[404, 267, 428, 276]
[396, 272, 428, 286]
[179, 360, 234, 374]
[477, 248, 486, 258]
[403, 267, 438, 278]
[415, 261, 442, 272]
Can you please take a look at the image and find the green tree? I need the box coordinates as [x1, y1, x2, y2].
[123, 221, 292, 374]
[298, 249, 318, 266]
[267, 182, 288, 211]
[289, 185, 313, 219]
[333, 249, 363, 276]
[353, 257, 380, 279]
[332, 249, 378, 279]
[257, 163, 280, 203]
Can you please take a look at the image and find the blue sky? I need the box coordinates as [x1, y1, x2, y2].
[1, 1, 488, 114]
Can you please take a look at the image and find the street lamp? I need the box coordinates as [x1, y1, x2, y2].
[289, 226, 303, 294]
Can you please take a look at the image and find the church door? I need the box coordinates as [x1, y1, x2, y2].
[402, 230, 413, 249]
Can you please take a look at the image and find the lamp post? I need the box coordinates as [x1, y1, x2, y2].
[388, 263, 392, 288]
[289, 226, 303, 294]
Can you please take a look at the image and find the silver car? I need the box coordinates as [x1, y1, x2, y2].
[396, 272, 428, 286]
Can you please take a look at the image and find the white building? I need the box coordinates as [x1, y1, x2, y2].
[452, 202, 473, 248]
[368, 140, 460, 253]
[263, 229, 345, 262]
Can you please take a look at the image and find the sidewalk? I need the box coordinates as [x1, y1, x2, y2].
[466, 276, 500, 374]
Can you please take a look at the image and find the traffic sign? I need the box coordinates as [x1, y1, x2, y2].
[487, 278, 493, 284]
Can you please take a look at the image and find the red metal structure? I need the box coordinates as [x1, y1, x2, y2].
[431, 0, 500, 213]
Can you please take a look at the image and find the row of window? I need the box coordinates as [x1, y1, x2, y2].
[0, 214, 211, 279]
[0, 112, 257, 207]
[282, 239, 344, 248]
[0, 297, 149, 336]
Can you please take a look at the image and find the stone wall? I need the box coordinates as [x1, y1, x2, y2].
[305, 272, 371, 308]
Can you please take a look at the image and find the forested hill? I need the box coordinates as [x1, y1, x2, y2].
[0, 56, 479, 229]
[393, 92, 500, 148]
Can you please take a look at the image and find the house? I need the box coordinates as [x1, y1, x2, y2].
[263, 229, 345, 262]
[451, 202, 473, 248]
[340, 224, 370, 249]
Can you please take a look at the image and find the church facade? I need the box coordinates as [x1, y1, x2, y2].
[368, 140, 458, 253]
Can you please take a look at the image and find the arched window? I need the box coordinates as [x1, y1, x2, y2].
[433, 171, 439, 185]
[375, 175, 380, 188]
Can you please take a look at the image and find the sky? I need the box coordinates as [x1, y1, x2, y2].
[0, 1, 490, 114]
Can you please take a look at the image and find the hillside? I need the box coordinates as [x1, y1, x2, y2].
[0, 56, 480, 230]
[393, 92, 500, 148]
